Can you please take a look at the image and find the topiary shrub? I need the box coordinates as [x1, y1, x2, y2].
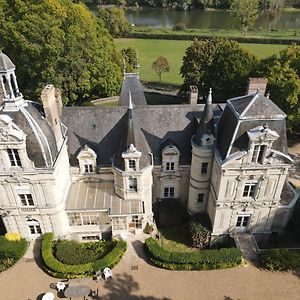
[188, 214, 211, 249]
[259, 249, 300, 271]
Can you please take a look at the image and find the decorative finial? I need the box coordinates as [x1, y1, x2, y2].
[207, 88, 212, 104]
[266, 92, 270, 99]
[128, 90, 133, 110]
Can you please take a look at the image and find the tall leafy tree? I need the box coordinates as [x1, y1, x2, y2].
[230, 0, 260, 36]
[0, 0, 122, 105]
[180, 38, 258, 102]
[261, 0, 284, 35]
[121, 47, 138, 73]
[257, 45, 300, 133]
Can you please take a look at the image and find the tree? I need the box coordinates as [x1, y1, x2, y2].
[152, 56, 170, 82]
[0, 0, 122, 105]
[98, 7, 131, 38]
[257, 45, 300, 133]
[261, 0, 284, 35]
[230, 0, 260, 36]
[121, 47, 138, 73]
[180, 38, 258, 102]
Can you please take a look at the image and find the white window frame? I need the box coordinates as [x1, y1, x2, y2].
[84, 164, 93, 173]
[7, 148, 22, 167]
[165, 161, 175, 172]
[129, 177, 137, 192]
[252, 144, 267, 164]
[128, 159, 136, 171]
[243, 182, 257, 198]
[19, 193, 34, 206]
[164, 186, 175, 198]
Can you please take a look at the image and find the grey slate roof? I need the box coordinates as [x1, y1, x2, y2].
[118, 73, 147, 106]
[0, 52, 15, 72]
[62, 104, 224, 167]
[0, 102, 58, 167]
[217, 94, 288, 160]
[114, 107, 152, 170]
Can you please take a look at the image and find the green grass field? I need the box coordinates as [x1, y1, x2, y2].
[115, 38, 288, 85]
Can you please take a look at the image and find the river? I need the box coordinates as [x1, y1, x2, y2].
[124, 8, 300, 30]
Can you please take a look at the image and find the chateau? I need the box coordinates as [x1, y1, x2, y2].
[0, 52, 298, 241]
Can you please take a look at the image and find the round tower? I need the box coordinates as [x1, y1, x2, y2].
[187, 89, 215, 214]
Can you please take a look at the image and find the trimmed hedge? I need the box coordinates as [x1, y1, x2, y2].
[0, 236, 28, 272]
[144, 237, 242, 270]
[41, 233, 126, 278]
[128, 32, 300, 45]
[259, 249, 300, 271]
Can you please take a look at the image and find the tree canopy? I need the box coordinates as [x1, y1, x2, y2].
[180, 38, 258, 102]
[257, 45, 300, 133]
[230, 0, 260, 36]
[0, 0, 122, 105]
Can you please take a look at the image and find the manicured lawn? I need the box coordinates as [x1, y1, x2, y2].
[159, 224, 195, 252]
[115, 38, 288, 85]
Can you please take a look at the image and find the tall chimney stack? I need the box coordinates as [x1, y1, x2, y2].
[189, 86, 198, 105]
[247, 78, 268, 96]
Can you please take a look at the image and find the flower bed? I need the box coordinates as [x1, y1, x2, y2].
[41, 233, 126, 278]
[0, 235, 28, 272]
[144, 237, 242, 270]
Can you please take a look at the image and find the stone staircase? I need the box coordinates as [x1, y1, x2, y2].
[234, 233, 259, 263]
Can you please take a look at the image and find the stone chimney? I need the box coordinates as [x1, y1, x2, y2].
[189, 86, 198, 104]
[247, 78, 268, 96]
[41, 85, 63, 149]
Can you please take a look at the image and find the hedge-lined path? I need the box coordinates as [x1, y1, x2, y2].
[0, 235, 300, 300]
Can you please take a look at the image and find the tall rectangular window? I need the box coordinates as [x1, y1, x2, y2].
[19, 194, 34, 206]
[164, 186, 175, 198]
[129, 177, 137, 191]
[129, 159, 136, 171]
[166, 162, 175, 171]
[252, 145, 266, 163]
[7, 149, 22, 167]
[243, 183, 257, 198]
[201, 163, 208, 174]
[198, 193, 204, 203]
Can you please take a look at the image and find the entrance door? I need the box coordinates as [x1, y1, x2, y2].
[236, 215, 250, 232]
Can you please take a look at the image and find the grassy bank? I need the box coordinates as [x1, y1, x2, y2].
[115, 38, 288, 85]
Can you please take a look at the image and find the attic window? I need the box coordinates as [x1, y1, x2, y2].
[252, 145, 266, 164]
[7, 149, 22, 167]
[129, 159, 136, 171]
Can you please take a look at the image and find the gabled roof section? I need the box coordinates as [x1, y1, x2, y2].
[0, 52, 15, 72]
[118, 73, 147, 106]
[114, 101, 151, 171]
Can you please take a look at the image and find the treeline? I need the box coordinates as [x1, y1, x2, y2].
[80, 0, 300, 10]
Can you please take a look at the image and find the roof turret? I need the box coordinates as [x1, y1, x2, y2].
[0, 51, 15, 72]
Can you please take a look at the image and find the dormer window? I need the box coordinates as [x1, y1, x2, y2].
[7, 149, 22, 167]
[166, 162, 175, 172]
[129, 177, 137, 192]
[162, 143, 180, 173]
[77, 145, 97, 175]
[84, 164, 93, 173]
[129, 159, 136, 171]
[252, 145, 266, 164]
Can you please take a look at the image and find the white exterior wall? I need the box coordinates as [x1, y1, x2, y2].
[187, 142, 214, 214]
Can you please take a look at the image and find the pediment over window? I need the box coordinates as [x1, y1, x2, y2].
[247, 125, 279, 143]
[162, 144, 180, 156]
[77, 144, 97, 174]
[0, 114, 25, 143]
[77, 144, 97, 160]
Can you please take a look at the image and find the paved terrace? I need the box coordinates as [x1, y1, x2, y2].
[0, 234, 299, 300]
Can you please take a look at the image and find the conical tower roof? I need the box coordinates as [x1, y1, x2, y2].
[0, 51, 15, 72]
[194, 88, 214, 145]
[115, 92, 151, 170]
